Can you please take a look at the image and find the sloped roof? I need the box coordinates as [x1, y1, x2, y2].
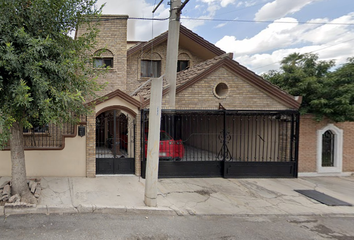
[127, 25, 226, 58]
[132, 54, 301, 109]
[88, 88, 141, 108]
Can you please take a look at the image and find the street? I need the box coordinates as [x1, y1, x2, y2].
[1, 213, 354, 240]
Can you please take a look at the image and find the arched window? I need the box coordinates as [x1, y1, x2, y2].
[93, 49, 114, 68]
[317, 124, 343, 173]
[322, 130, 334, 167]
[141, 52, 162, 78]
[177, 53, 191, 72]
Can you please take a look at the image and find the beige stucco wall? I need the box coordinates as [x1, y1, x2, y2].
[95, 97, 139, 115]
[0, 134, 86, 177]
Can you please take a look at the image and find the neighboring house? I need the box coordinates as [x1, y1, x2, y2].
[5, 14, 347, 179]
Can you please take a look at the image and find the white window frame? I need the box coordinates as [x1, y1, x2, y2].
[317, 124, 343, 173]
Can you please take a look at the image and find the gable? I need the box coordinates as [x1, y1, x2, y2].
[127, 26, 225, 60]
[161, 67, 291, 110]
[88, 89, 141, 116]
[137, 54, 300, 110]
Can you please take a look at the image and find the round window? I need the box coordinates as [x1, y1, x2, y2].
[214, 82, 229, 98]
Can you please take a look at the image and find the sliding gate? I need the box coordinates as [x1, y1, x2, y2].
[141, 110, 299, 178]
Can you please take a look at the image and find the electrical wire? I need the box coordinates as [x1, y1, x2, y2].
[252, 35, 354, 71]
[100, 16, 354, 26]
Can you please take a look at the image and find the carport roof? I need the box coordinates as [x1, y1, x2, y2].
[132, 53, 301, 110]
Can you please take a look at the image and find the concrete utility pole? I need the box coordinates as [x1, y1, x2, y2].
[144, 76, 163, 207]
[166, 0, 181, 109]
[144, 0, 188, 207]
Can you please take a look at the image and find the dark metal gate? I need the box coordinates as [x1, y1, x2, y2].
[141, 109, 299, 178]
[96, 110, 135, 174]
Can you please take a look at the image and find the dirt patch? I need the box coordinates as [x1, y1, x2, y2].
[195, 189, 215, 196]
[0, 178, 41, 205]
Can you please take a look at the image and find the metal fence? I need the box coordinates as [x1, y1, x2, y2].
[4, 122, 77, 150]
[141, 109, 299, 164]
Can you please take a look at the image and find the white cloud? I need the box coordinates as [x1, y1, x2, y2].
[255, 0, 320, 21]
[216, 13, 354, 74]
[221, 0, 237, 7]
[216, 17, 300, 55]
[197, 0, 237, 17]
[96, 0, 169, 40]
[215, 23, 228, 28]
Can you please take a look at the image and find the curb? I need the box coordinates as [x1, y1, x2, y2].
[47, 206, 78, 215]
[126, 206, 176, 215]
[4, 205, 47, 216]
[1, 204, 176, 216]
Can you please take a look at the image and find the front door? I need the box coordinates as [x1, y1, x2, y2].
[96, 110, 135, 174]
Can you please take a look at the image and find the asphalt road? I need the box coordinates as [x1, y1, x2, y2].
[1, 213, 354, 240]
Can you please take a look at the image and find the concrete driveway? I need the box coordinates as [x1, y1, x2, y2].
[156, 176, 354, 215]
[1, 175, 353, 216]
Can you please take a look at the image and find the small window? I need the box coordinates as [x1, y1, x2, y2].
[141, 60, 161, 78]
[213, 82, 229, 99]
[177, 60, 189, 72]
[93, 58, 113, 68]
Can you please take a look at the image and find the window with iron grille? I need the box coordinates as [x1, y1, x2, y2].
[3, 122, 76, 149]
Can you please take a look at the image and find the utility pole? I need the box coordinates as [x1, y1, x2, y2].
[166, 0, 181, 109]
[144, 0, 189, 207]
[144, 76, 163, 207]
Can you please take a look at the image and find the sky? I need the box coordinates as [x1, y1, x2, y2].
[95, 0, 354, 74]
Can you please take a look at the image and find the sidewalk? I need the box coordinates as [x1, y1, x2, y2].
[1, 175, 354, 216]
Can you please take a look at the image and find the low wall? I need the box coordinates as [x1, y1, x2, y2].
[0, 135, 86, 177]
[299, 115, 354, 173]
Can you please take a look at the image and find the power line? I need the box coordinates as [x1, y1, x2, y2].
[100, 16, 354, 26]
[253, 35, 354, 71]
[180, 17, 354, 26]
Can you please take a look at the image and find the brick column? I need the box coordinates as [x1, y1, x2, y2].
[135, 111, 142, 176]
[86, 112, 96, 177]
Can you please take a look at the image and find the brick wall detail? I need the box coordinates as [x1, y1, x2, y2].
[127, 45, 204, 94]
[299, 114, 354, 173]
[161, 67, 290, 110]
[77, 16, 128, 97]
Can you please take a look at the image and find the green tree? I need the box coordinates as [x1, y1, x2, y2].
[263, 53, 354, 122]
[0, 0, 103, 203]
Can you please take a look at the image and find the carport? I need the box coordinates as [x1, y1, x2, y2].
[141, 109, 299, 178]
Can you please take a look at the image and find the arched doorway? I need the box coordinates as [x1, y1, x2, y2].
[96, 109, 135, 174]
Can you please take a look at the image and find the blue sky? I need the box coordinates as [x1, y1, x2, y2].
[95, 0, 354, 73]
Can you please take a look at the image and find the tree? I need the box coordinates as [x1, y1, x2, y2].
[0, 0, 103, 203]
[262, 53, 354, 122]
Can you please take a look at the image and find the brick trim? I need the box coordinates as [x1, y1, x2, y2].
[88, 89, 141, 108]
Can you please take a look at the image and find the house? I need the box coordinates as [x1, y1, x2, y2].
[2, 14, 317, 178]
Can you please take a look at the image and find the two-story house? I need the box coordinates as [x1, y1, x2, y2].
[1, 15, 307, 179]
